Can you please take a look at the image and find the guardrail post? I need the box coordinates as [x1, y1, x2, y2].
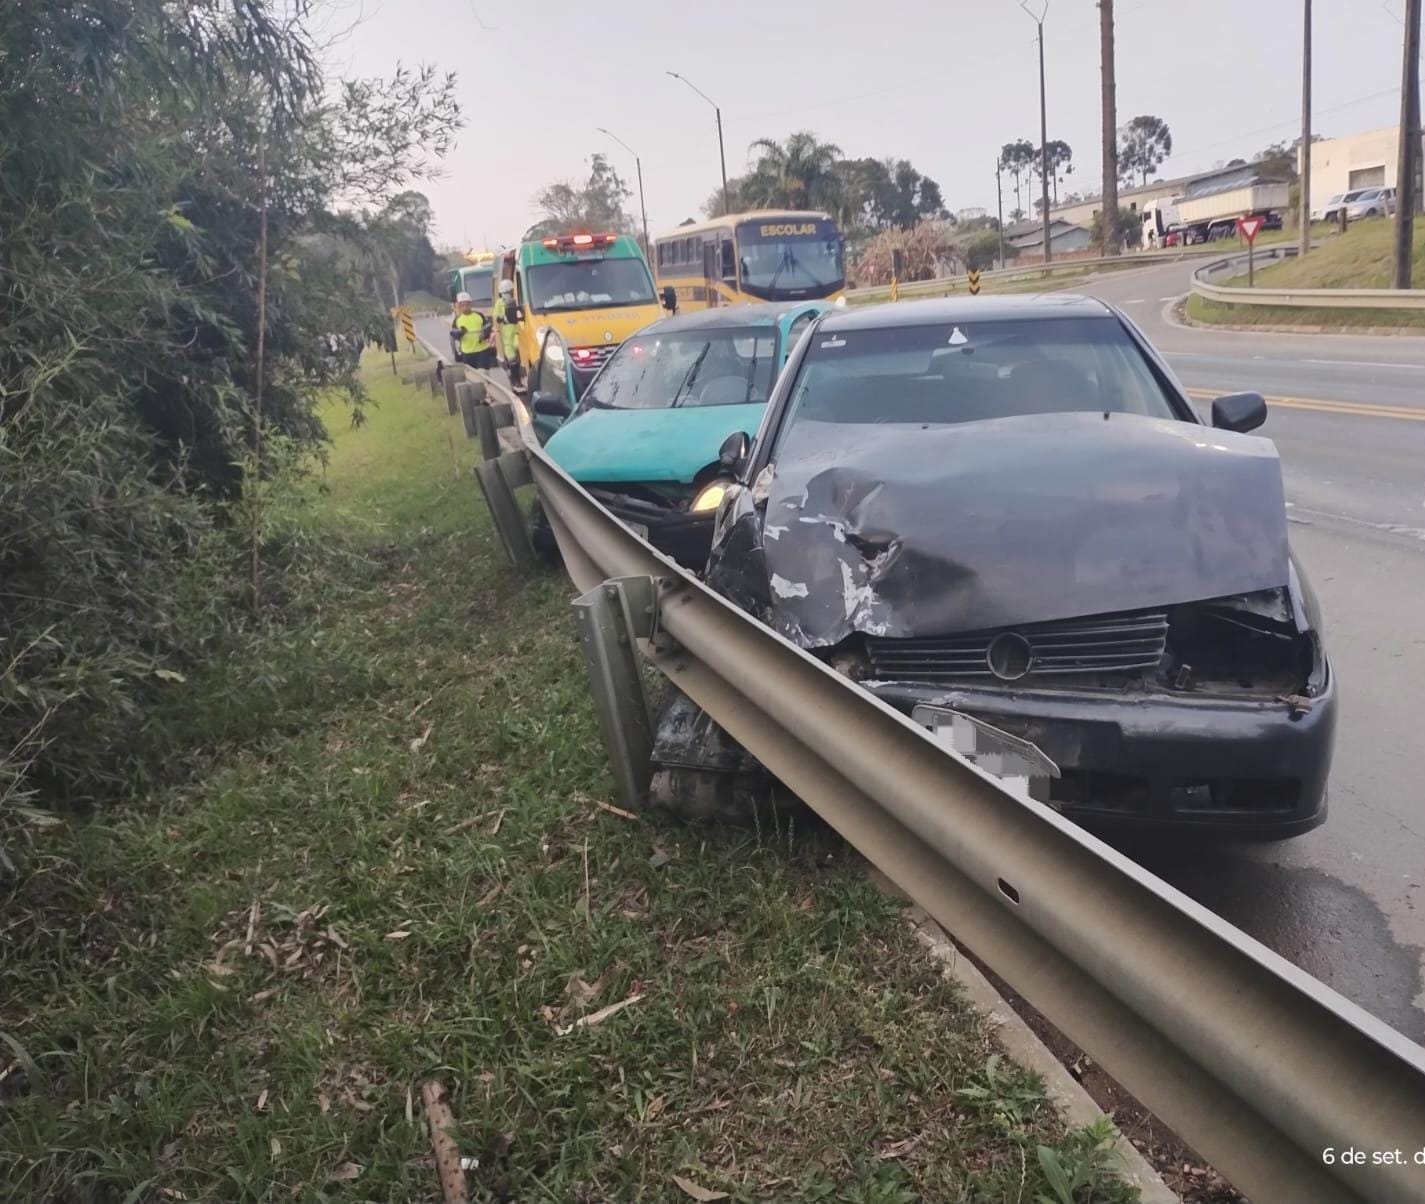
[472, 450, 534, 569]
[456, 381, 485, 440]
[474, 405, 501, 461]
[442, 362, 465, 415]
[572, 576, 658, 811]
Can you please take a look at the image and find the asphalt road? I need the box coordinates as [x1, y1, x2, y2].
[1076, 259, 1425, 1039]
[419, 284, 1425, 1041]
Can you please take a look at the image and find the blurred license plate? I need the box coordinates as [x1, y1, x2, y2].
[912, 705, 1059, 804]
[625, 521, 649, 541]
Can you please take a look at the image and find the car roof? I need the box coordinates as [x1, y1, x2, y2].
[815, 293, 1114, 332]
[638, 300, 830, 336]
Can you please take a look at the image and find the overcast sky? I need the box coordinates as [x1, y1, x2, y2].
[322, 0, 1411, 248]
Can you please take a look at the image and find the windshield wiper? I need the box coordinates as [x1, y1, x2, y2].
[670, 343, 712, 408]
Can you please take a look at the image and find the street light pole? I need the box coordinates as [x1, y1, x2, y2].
[667, 71, 729, 215]
[1393, 0, 1422, 288]
[1021, 2, 1053, 265]
[1300, 0, 1312, 258]
[996, 157, 1006, 269]
[597, 127, 649, 254]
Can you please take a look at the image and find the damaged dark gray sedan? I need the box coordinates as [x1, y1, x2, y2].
[654, 295, 1336, 839]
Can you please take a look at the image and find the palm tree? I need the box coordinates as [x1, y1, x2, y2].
[744, 132, 843, 211]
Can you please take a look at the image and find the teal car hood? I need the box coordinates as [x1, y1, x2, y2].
[544, 403, 765, 484]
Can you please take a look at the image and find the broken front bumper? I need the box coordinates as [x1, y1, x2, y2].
[867, 673, 1337, 839]
[593, 493, 714, 571]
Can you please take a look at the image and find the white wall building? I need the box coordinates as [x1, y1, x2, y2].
[1308, 124, 1424, 203]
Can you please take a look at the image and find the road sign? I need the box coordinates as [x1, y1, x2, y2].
[1236, 215, 1265, 243]
[400, 309, 416, 347]
[890, 249, 904, 303]
[967, 268, 982, 296]
[1237, 216, 1265, 287]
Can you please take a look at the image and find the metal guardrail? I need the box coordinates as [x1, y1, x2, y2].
[1191, 247, 1425, 310]
[436, 362, 1425, 1203]
[846, 243, 1253, 303]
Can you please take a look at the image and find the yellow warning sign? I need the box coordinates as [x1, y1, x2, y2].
[400, 310, 416, 345]
[967, 269, 982, 296]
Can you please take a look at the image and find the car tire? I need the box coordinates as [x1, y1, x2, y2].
[648, 767, 799, 828]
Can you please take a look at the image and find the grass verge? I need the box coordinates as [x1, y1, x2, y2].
[1186, 220, 1425, 330]
[0, 352, 1138, 1203]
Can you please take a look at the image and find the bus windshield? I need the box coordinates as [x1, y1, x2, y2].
[526, 257, 656, 313]
[737, 219, 843, 300]
[454, 267, 492, 302]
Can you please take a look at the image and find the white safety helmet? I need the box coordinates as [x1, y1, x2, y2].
[455, 291, 473, 303]
[499, 279, 515, 295]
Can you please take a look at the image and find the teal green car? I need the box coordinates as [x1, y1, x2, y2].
[533, 301, 832, 568]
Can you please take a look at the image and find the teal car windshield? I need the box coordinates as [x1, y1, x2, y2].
[580, 327, 778, 411]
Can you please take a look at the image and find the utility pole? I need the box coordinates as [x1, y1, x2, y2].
[1300, 0, 1312, 257]
[1393, 0, 1422, 288]
[597, 127, 649, 255]
[1099, 0, 1119, 254]
[667, 72, 729, 215]
[996, 158, 1006, 268]
[1022, 2, 1053, 264]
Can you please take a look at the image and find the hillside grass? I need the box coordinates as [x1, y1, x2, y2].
[0, 352, 1138, 1203]
[1186, 219, 1425, 330]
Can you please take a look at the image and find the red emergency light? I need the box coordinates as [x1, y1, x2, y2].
[541, 231, 618, 253]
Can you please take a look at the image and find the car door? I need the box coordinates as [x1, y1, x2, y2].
[529, 329, 578, 445]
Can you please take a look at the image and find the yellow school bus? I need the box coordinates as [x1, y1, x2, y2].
[653, 210, 845, 311]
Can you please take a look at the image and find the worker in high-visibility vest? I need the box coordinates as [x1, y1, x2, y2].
[450, 291, 494, 369]
[493, 279, 523, 388]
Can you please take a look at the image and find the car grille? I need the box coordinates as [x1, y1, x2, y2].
[571, 343, 618, 372]
[865, 611, 1169, 685]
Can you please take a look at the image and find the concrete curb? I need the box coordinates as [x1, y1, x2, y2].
[905, 907, 1180, 1204]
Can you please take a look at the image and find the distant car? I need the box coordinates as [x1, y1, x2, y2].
[1343, 187, 1394, 220]
[532, 300, 832, 568]
[653, 295, 1337, 839]
[1311, 192, 1347, 222]
[1319, 189, 1380, 223]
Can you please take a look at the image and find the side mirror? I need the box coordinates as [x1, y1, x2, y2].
[532, 392, 572, 419]
[718, 430, 751, 473]
[661, 285, 678, 314]
[1211, 391, 1267, 434]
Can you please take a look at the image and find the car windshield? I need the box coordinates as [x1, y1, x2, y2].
[580, 327, 778, 411]
[777, 316, 1183, 443]
[526, 257, 656, 313]
[1342, 190, 1369, 202]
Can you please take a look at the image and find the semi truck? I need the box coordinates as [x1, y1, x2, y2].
[1141, 180, 1289, 247]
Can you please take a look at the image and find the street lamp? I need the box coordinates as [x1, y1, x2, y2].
[597, 126, 649, 255]
[666, 71, 729, 215]
[1020, 0, 1052, 265]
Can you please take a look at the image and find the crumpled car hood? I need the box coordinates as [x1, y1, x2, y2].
[758, 412, 1291, 647]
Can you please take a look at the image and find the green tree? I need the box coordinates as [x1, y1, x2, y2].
[743, 132, 843, 211]
[0, 0, 460, 810]
[999, 140, 1037, 220]
[1118, 115, 1172, 186]
[1035, 140, 1074, 206]
[529, 153, 634, 238]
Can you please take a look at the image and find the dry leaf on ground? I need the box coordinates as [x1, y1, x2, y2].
[672, 1175, 728, 1201]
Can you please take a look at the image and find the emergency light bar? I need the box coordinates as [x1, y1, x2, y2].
[541, 232, 618, 252]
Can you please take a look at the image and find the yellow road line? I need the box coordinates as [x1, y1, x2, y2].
[1183, 387, 1425, 422]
